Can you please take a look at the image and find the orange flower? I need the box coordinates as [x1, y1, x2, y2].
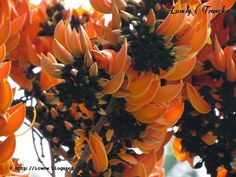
[207, 35, 236, 81]
[88, 132, 108, 172]
[74, 136, 86, 160]
[217, 168, 228, 177]
[0, 158, 29, 177]
[40, 53, 64, 90]
[0, 57, 26, 176]
[89, 0, 112, 14]
[173, 137, 194, 166]
[186, 82, 211, 113]
[0, 103, 26, 137]
[124, 150, 165, 177]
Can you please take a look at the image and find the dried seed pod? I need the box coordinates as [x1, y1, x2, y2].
[46, 125, 54, 132]
[89, 62, 98, 76]
[70, 68, 78, 76]
[84, 51, 93, 67]
[52, 137, 60, 143]
[147, 9, 156, 27]
[98, 108, 107, 116]
[50, 107, 59, 119]
[64, 121, 73, 130]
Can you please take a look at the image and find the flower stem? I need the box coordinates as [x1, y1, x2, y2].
[49, 142, 56, 177]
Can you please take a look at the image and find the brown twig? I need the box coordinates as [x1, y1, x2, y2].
[31, 130, 52, 176]
[49, 143, 56, 177]
[71, 97, 118, 177]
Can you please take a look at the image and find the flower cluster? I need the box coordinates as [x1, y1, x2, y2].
[173, 12, 236, 177]
[0, 0, 235, 177]
[0, 0, 28, 176]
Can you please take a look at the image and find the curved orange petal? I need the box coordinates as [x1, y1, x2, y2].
[0, 159, 11, 176]
[147, 9, 156, 27]
[89, 0, 112, 14]
[13, 0, 29, 16]
[156, 11, 172, 34]
[54, 20, 66, 47]
[0, 61, 11, 80]
[176, 23, 198, 46]
[145, 128, 167, 143]
[0, 44, 6, 62]
[103, 25, 119, 45]
[53, 39, 74, 64]
[110, 39, 127, 76]
[0, 19, 11, 46]
[103, 72, 125, 94]
[38, 36, 53, 52]
[186, 83, 211, 113]
[113, 90, 130, 98]
[0, 135, 16, 163]
[201, 133, 217, 145]
[163, 7, 187, 35]
[172, 137, 187, 162]
[132, 104, 166, 123]
[64, 23, 73, 53]
[92, 49, 111, 71]
[189, 18, 209, 53]
[137, 150, 156, 176]
[40, 53, 63, 78]
[40, 53, 63, 90]
[129, 162, 147, 177]
[71, 29, 82, 57]
[79, 25, 92, 53]
[84, 20, 97, 39]
[157, 1, 187, 36]
[40, 70, 63, 90]
[111, 4, 121, 29]
[26, 36, 41, 66]
[127, 71, 154, 97]
[0, 103, 26, 136]
[10, 13, 26, 37]
[88, 132, 108, 172]
[152, 81, 183, 104]
[0, 115, 7, 129]
[124, 68, 139, 89]
[226, 58, 236, 82]
[118, 153, 138, 165]
[125, 80, 160, 107]
[163, 131, 174, 146]
[10, 65, 32, 91]
[132, 140, 162, 154]
[156, 147, 165, 163]
[224, 46, 236, 64]
[0, 79, 13, 112]
[79, 103, 93, 118]
[217, 168, 228, 177]
[109, 159, 122, 166]
[125, 102, 142, 112]
[208, 35, 225, 71]
[160, 98, 184, 127]
[142, 136, 164, 146]
[222, 0, 236, 9]
[0, 0, 11, 21]
[165, 57, 196, 81]
[5, 33, 20, 51]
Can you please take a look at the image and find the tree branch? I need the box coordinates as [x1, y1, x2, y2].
[49, 143, 56, 177]
[71, 97, 118, 177]
[31, 130, 52, 176]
